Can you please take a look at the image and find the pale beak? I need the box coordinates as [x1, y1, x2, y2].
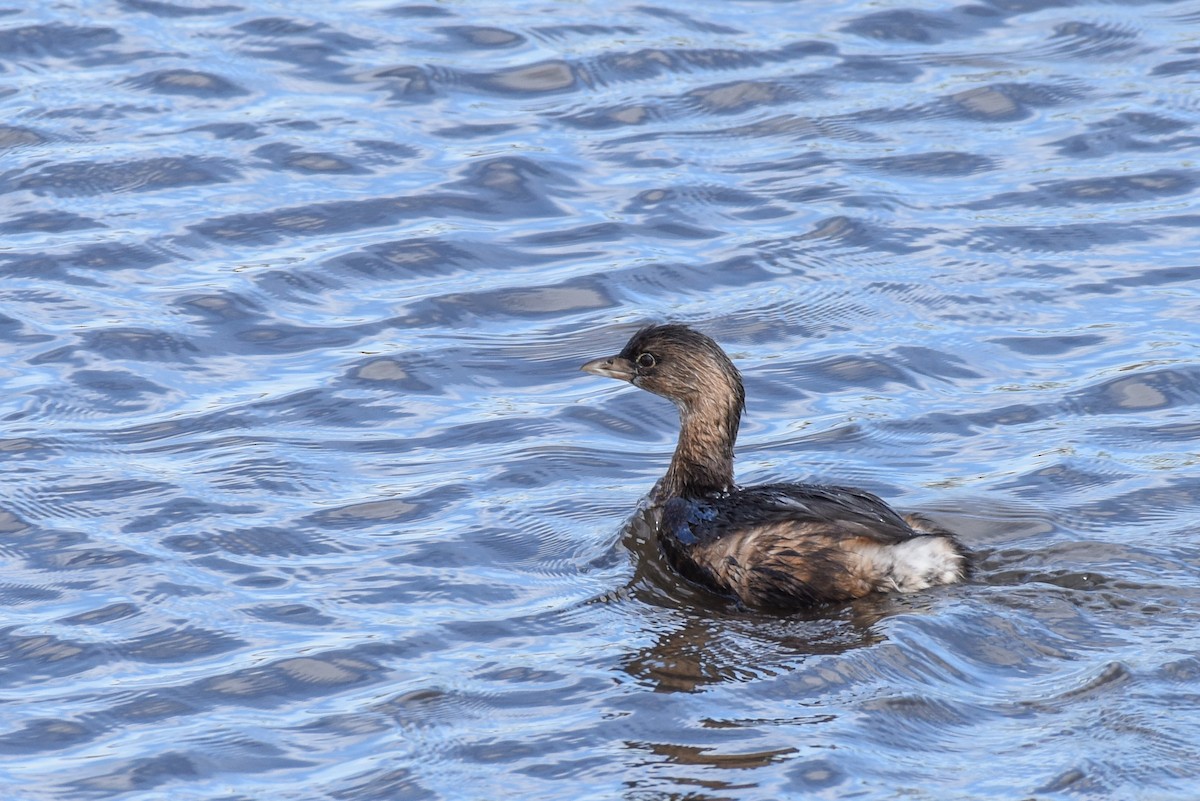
[580, 355, 636, 383]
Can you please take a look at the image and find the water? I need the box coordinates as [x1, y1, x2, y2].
[2, 0, 1199, 798]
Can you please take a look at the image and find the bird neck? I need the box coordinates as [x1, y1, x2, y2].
[660, 390, 742, 499]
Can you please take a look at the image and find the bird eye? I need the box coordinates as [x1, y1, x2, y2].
[636, 352, 656, 369]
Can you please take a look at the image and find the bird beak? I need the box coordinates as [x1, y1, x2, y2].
[580, 355, 636, 383]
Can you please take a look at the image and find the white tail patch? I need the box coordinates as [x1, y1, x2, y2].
[862, 537, 966, 593]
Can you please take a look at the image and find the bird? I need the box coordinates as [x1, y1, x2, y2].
[581, 323, 967, 609]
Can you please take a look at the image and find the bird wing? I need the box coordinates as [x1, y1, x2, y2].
[687, 483, 919, 546]
[656, 484, 928, 607]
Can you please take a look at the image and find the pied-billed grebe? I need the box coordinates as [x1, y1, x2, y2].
[581, 324, 967, 608]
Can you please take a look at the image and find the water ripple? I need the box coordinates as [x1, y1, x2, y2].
[3, 0, 1200, 799]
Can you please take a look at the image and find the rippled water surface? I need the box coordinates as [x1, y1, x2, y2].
[3, 0, 1200, 798]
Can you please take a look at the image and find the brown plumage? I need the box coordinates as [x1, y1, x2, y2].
[581, 323, 968, 609]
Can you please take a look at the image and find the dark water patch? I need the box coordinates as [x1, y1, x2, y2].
[991, 333, 1107, 357]
[447, 156, 575, 211]
[437, 25, 526, 49]
[881, 403, 1052, 438]
[327, 415, 551, 457]
[814, 54, 925, 85]
[488, 446, 634, 491]
[120, 625, 244, 663]
[794, 215, 933, 254]
[63, 749, 288, 796]
[1000, 458, 1132, 499]
[0, 583, 62, 605]
[80, 328, 200, 363]
[349, 574, 520, 606]
[232, 320, 383, 354]
[233, 16, 330, 37]
[0, 311, 55, 346]
[226, 267, 326, 304]
[60, 602, 140, 625]
[247, 603, 335, 626]
[857, 694, 978, 748]
[842, 7, 1001, 44]
[187, 190, 527, 245]
[561, 404, 674, 444]
[127, 68, 249, 97]
[854, 151, 996, 177]
[891, 346, 981, 382]
[0, 24, 120, 59]
[307, 485, 470, 530]
[50, 401, 292, 453]
[241, 44, 357, 82]
[235, 20, 374, 80]
[0, 438, 59, 460]
[557, 102, 658, 131]
[353, 138, 419, 164]
[195, 647, 400, 705]
[42, 544, 158, 571]
[1094, 420, 1200, 447]
[786, 757, 848, 792]
[0, 717, 97, 755]
[231, 386, 402, 428]
[432, 38, 835, 106]
[799, 354, 918, 393]
[9, 526, 124, 572]
[626, 184, 771, 215]
[381, 4, 455, 18]
[977, 0, 1077, 13]
[234, 16, 369, 46]
[119, 0, 240, 15]
[967, 169, 1196, 209]
[430, 120, 523, 138]
[369, 64, 438, 101]
[1045, 20, 1144, 59]
[935, 82, 1083, 122]
[176, 291, 265, 324]
[0, 124, 47, 148]
[124, 496, 256, 533]
[1076, 476, 1200, 528]
[1053, 111, 1200, 157]
[956, 222, 1155, 252]
[1, 507, 66, 538]
[184, 121, 265, 140]
[195, 555, 276, 581]
[682, 79, 811, 115]
[403, 276, 615, 325]
[621, 604, 889, 691]
[0, 210, 104, 233]
[0, 242, 169, 287]
[1151, 57, 1200, 77]
[329, 767, 434, 801]
[516, 221, 629, 245]
[1149, 213, 1200, 229]
[128, 68, 249, 97]
[348, 357, 436, 393]
[164, 525, 343, 557]
[579, 40, 836, 91]
[65, 368, 172, 412]
[318, 236, 533, 281]
[1068, 366, 1200, 415]
[0, 628, 106, 688]
[8, 156, 238, 196]
[534, 23, 640, 41]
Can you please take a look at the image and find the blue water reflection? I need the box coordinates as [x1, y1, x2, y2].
[2, 0, 1199, 798]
